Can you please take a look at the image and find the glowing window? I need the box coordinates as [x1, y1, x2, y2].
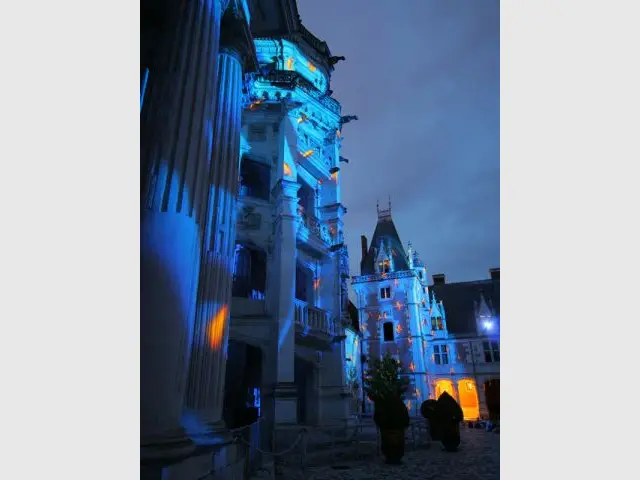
[283, 162, 292, 177]
[383, 322, 394, 342]
[434, 345, 449, 365]
[380, 287, 391, 299]
[380, 260, 390, 273]
[286, 57, 294, 70]
[307, 61, 317, 72]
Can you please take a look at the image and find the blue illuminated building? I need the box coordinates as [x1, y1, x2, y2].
[141, 1, 359, 478]
[353, 204, 500, 420]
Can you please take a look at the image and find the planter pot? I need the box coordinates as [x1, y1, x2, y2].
[441, 422, 461, 452]
[380, 428, 406, 464]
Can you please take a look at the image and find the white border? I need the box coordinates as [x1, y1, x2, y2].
[502, 0, 640, 477]
[2, 0, 639, 478]
[0, 1, 137, 478]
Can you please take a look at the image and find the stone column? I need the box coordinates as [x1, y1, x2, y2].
[268, 179, 301, 424]
[140, 0, 226, 465]
[183, 4, 256, 440]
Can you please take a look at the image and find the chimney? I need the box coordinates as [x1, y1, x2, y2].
[432, 273, 446, 285]
[360, 235, 368, 261]
[489, 268, 500, 281]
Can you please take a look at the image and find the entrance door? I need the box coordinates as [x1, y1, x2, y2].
[484, 379, 500, 419]
[457, 379, 480, 421]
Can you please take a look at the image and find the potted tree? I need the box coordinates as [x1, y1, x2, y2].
[420, 399, 441, 441]
[364, 354, 410, 464]
[435, 391, 463, 452]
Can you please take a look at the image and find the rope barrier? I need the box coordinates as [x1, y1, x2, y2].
[235, 427, 308, 456]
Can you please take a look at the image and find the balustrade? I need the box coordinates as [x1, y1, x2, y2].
[293, 299, 337, 336]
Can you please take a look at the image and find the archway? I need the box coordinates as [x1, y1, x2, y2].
[484, 379, 500, 420]
[457, 379, 480, 421]
[435, 379, 456, 400]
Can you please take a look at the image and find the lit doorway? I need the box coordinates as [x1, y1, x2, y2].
[435, 379, 456, 400]
[457, 379, 480, 420]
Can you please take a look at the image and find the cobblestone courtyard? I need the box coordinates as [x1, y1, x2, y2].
[277, 426, 499, 480]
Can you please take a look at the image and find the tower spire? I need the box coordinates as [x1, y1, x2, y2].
[377, 196, 392, 221]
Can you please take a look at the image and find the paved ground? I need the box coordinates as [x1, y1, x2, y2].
[276, 425, 499, 480]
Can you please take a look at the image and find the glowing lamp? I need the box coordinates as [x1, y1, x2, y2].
[307, 61, 317, 72]
[297, 114, 308, 124]
[301, 149, 314, 158]
[283, 163, 292, 176]
[286, 57, 294, 70]
[483, 321, 493, 330]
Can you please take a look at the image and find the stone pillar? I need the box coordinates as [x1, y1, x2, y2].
[140, 0, 226, 465]
[269, 179, 300, 424]
[183, 4, 256, 440]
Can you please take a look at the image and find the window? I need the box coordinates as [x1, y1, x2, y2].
[248, 124, 267, 141]
[240, 158, 271, 201]
[418, 271, 423, 279]
[434, 345, 449, 365]
[380, 286, 391, 299]
[431, 317, 444, 331]
[483, 340, 500, 362]
[383, 322, 394, 342]
[232, 246, 267, 298]
[378, 259, 390, 273]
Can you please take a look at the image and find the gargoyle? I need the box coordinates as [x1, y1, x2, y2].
[340, 115, 358, 125]
[339, 156, 349, 163]
[329, 55, 346, 65]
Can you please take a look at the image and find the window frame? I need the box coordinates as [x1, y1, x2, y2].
[483, 340, 500, 362]
[434, 344, 449, 365]
[379, 285, 391, 300]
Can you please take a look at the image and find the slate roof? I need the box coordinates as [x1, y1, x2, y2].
[360, 217, 410, 275]
[431, 278, 500, 336]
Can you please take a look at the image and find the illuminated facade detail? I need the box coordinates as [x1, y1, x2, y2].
[231, 0, 359, 436]
[353, 204, 500, 419]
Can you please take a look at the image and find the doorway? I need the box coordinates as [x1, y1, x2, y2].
[484, 379, 500, 420]
[457, 379, 480, 421]
[294, 356, 316, 425]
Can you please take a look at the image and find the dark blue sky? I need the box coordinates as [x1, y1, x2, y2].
[297, 0, 500, 284]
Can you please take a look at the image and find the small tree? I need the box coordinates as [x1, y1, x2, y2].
[363, 353, 410, 403]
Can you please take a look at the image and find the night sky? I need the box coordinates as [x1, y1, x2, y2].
[297, 0, 500, 287]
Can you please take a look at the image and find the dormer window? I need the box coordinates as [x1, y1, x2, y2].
[431, 317, 444, 331]
[379, 259, 390, 273]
